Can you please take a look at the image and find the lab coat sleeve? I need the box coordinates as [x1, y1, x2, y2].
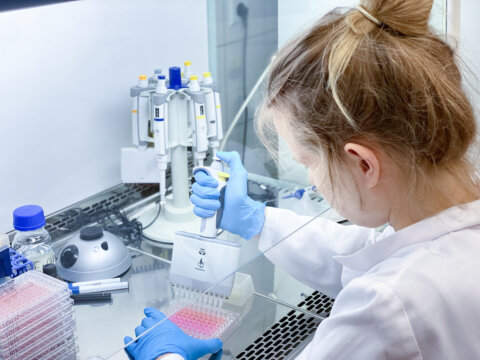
[296, 277, 421, 360]
[156, 354, 185, 360]
[258, 207, 377, 298]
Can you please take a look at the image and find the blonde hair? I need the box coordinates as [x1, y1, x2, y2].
[257, 0, 480, 206]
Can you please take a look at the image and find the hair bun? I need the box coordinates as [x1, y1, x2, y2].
[360, 0, 434, 36]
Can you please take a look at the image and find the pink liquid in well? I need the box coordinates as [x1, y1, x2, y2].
[0, 282, 51, 319]
[170, 307, 227, 339]
[0, 280, 73, 359]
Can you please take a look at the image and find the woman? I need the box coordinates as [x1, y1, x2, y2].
[124, 0, 480, 358]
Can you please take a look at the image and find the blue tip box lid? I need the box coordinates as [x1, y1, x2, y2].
[13, 205, 46, 231]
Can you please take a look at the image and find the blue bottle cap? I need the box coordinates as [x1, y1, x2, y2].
[169, 67, 182, 90]
[13, 205, 46, 231]
[158, 74, 166, 80]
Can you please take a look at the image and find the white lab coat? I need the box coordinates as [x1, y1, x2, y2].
[258, 200, 480, 359]
[162, 199, 480, 360]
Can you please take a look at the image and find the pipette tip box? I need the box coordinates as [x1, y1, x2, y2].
[0, 270, 78, 360]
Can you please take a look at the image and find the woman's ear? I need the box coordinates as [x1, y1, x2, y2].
[343, 143, 380, 189]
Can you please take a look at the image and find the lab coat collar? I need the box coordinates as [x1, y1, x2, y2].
[332, 199, 480, 272]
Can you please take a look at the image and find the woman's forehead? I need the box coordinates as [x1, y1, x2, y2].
[273, 113, 320, 164]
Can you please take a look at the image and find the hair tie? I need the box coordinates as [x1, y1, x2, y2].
[356, 6, 382, 26]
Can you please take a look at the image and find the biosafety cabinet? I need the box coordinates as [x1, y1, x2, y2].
[0, 0, 473, 359]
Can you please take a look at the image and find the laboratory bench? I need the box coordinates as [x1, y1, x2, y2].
[24, 177, 340, 359]
[73, 239, 333, 360]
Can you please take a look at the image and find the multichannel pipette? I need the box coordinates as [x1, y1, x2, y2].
[194, 158, 230, 238]
[170, 158, 241, 297]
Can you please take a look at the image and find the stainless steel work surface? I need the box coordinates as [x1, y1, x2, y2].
[73, 241, 331, 360]
[44, 179, 338, 359]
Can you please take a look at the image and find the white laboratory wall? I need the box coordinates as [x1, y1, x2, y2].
[0, 0, 209, 233]
[279, 0, 357, 46]
[279, 0, 447, 46]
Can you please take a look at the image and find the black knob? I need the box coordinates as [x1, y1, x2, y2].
[60, 245, 79, 268]
[101, 241, 109, 251]
[80, 226, 104, 241]
[43, 263, 58, 277]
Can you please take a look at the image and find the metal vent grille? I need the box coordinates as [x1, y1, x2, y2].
[235, 291, 334, 360]
[9, 150, 198, 242]
[43, 184, 157, 240]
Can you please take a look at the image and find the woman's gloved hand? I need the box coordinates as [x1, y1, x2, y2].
[124, 307, 223, 360]
[190, 151, 266, 240]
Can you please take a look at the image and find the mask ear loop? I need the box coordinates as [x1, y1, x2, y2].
[355, 6, 382, 26]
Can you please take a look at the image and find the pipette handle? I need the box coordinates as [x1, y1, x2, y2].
[216, 186, 226, 229]
[194, 159, 228, 238]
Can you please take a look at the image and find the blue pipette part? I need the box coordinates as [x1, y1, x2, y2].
[168, 67, 182, 90]
[282, 186, 316, 200]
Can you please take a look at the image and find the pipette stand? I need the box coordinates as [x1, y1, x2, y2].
[123, 64, 224, 245]
[138, 90, 200, 244]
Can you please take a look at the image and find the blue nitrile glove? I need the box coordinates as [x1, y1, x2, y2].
[124, 308, 223, 360]
[190, 151, 265, 240]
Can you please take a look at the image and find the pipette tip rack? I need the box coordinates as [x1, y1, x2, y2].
[9, 249, 34, 278]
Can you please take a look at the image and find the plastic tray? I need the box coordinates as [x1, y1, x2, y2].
[0, 304, 74, 351]
[0, 272, 71, 331]
[0, 329, 75, 360]
[10, 331, 77, 360]
[163, 299, 241, 341]
[0, 297, 73, 341]
[0, 317, 75, 356]
[42, 342, 78, 360]
[0, 290, 72, 336]
[8, 336, 77, 360]
[1, 320, 76, 360]
[43, 342, 78, 360]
